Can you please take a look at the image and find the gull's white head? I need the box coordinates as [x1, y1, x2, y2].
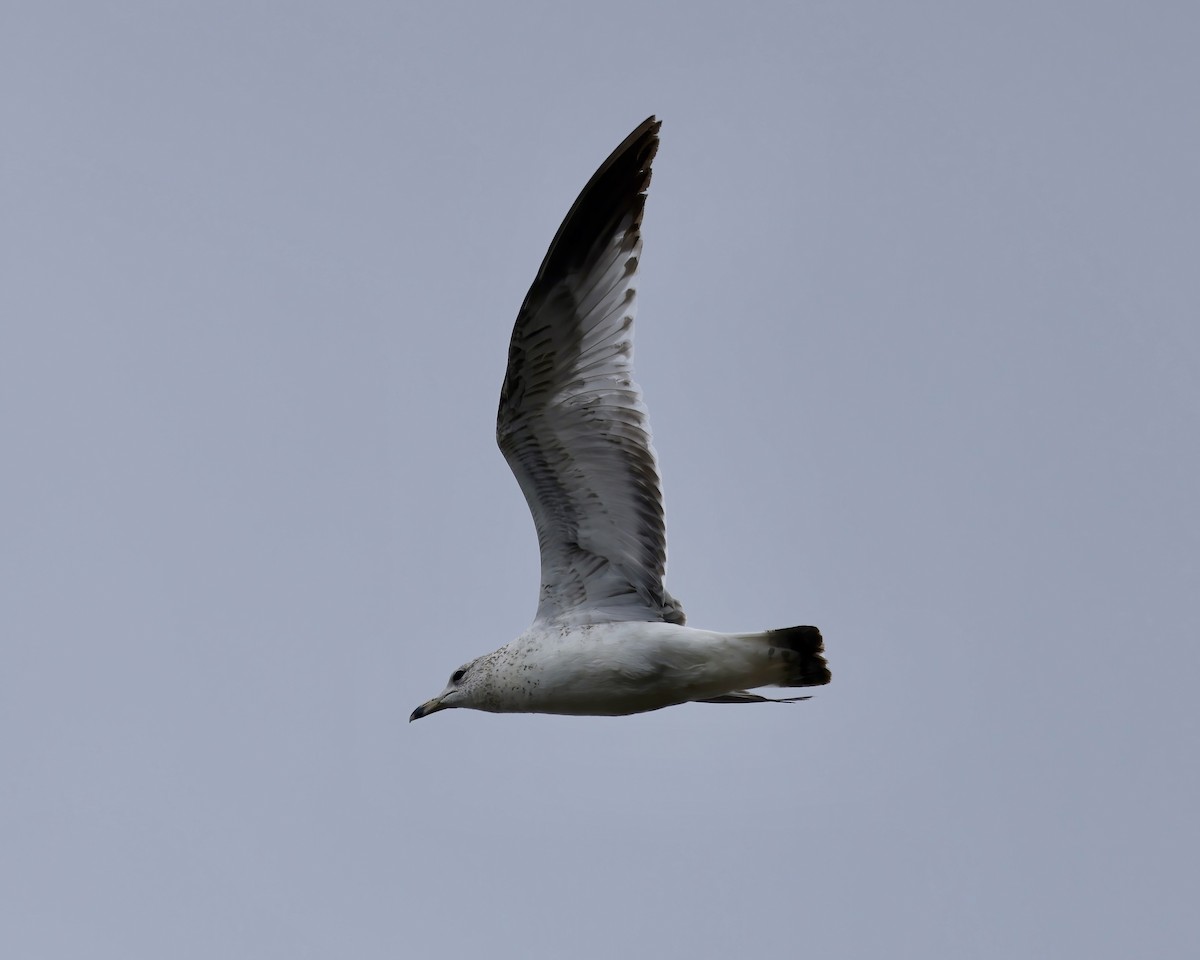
[409, 658, 484, 721]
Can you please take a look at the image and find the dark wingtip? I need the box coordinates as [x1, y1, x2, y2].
[530, 116, 662, 288]
[499, 116, 665, 423]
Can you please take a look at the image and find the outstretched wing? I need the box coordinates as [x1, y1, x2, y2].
[496, 117, 684, 628]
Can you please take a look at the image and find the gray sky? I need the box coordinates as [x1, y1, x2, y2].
[3, 2, 1198, 957]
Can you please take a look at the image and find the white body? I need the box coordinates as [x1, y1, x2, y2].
[448, 623, 781, 716]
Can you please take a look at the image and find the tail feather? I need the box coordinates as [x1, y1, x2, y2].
[764, 625, 831, 688]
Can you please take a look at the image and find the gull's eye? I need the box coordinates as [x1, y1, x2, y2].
[451, 668, 466, 684]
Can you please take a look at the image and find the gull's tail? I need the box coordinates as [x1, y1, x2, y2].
[695, 625, 831, 705]
[764, 625, 831, 688]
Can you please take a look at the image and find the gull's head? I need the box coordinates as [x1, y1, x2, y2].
[409, 659, 481, 722]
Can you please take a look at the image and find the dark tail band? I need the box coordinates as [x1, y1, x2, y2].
[766, 625, 831, 687]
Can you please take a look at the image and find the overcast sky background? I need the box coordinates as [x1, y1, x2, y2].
[3, 2, 1198, 957]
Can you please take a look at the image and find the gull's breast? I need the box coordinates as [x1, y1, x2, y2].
[488, 622, 759, 716]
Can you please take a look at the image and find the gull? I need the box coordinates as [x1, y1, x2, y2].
[410, 117, 830, 721]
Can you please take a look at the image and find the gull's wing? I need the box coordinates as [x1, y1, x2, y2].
[496, 116, 684, 628]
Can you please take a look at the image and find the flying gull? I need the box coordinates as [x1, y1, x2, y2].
[410, 117, 830, 720]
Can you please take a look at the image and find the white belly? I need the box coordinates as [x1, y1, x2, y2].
[490, 621, 771, 716]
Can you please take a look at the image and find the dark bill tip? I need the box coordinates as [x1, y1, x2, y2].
[409, 699, 442, 722]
